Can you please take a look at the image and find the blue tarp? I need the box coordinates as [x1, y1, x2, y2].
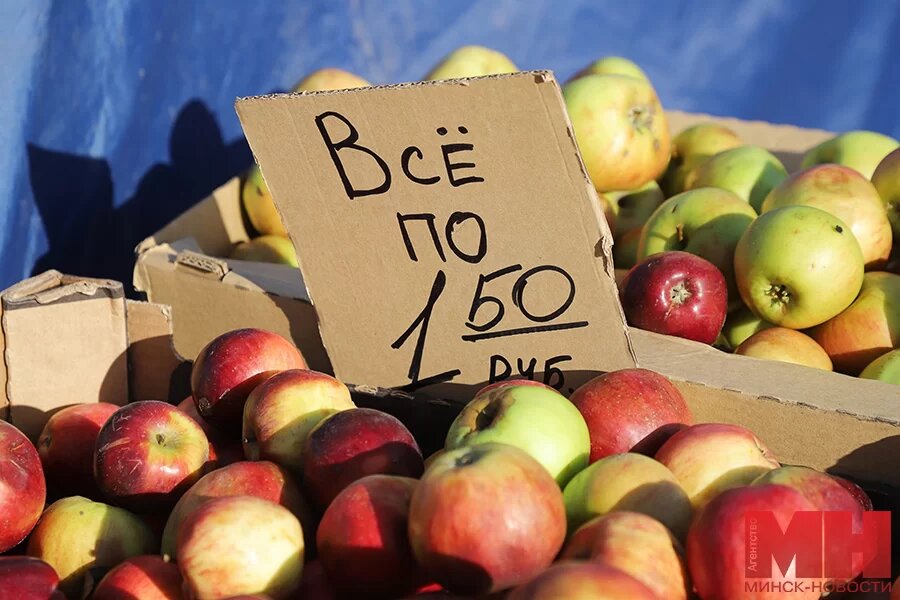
[3, 0, 898, 291]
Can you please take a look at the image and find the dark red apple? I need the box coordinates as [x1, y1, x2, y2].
[569, 368, 693, 462]
[0, 556, 60, 599]
[94, 400, 209, 511]
[295, 559, 338, 600]
[317, 475, 423, 598]
[177, 396, 244, 469]
[161, 460, 314, 559]
[0, 420, 46, 552]
[191, 328, 307, 431]
[37, 402, 119, 500]
[687, 484, 820, 600]
[92, 555, 182, 600]
[408, 443, 566, 596]
[302, 408, 424, 509]
[506, 561, 658, 599]
[620, 250, 728, 344]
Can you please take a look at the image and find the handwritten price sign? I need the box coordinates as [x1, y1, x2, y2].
[237, 71, 635, 399]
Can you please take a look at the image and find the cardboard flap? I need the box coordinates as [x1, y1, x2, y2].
[0, 271, 129, 439]
[126, 300, 189, 403]
[236, 71, 636, 398]
[175, 250, 230, 279]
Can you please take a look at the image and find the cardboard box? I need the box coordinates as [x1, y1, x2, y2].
[136, 72, 899, 491]
[0, 271, 187, 439]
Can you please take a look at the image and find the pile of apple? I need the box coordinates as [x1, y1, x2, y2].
[0, 326, 885, 599]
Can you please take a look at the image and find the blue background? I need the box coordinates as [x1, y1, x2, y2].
[3, 0, 898, 291]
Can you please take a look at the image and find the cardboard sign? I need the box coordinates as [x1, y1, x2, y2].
[235, 71, 636, 399]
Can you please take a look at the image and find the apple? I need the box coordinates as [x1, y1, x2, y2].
[637, 187, 758, 310]
[720, 305, 774, 350]
[242, 165, 287, 238]
[506, 561, 657, 600]
[734, 205, 865, 329]
[92, 555, 182, 600]
[563, 74, 670, 192]
[762, 164, 892, 269]
[612, 227, 643, 269]
[444, 384, 589, 486]
[801, 130, 899, 179]
[687, 484, 821, 600]
[176, 396, 244, 469]
[408, 443, 566, 595]
[689, 145, 788, 211]
[26, 496, 156, 597]
[302, 407, 424, 509]
[753, 465, 866, 583]
[832, 474, 874, 512]
[292, 67, 371, 92]
[872, 147, 900, 239]
[161, 460, 312, 559]
[317, 475, 423, 598]
[0, 420, 46, 552]
[37, 402, 118, 500]
[659, 123, 743, 196]
[860, 349, 900, 385]
[561, 512, 690, 600]
[809, 272, 900, 374]
[735, 327, 833, 370]
[570, 55, 650, 82]
[608, 181, 665, 234]
[295, 559, 338, 600]
[655, 422, 780, 509]
[0, 556, 60, 599]
[178, 496, 304, 599]
[94, 400, 209, 511]
[619, 250, 728, 344]
[425, 45, 517, 80]
[242, 369, 355, 474]
[597, 193, 617, 234]
[230, 235, 298, 267]
[191, 328, 307, 431]
[562, 452, 693, 539]
[569, 368, 693, 461]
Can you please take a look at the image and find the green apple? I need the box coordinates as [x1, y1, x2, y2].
[292, 68, 370, 92]
[659, 124, 743, 196]
[720, 306, 774, 350]
[562, 453, 692, 540]
[445, 384, 590, 486]
[613, 227, 643, 270]
[872, 147, 900, 239]
[607, 181, 666, 234]
[689, 145, 788, 212]
[860, 350, 900, 385]
[801, 130, 899, 179]
[570, 56, 650, 82]
[638, 187, 757, 310]
[425, 45, 517, 80]
[734, 205, 864, 329]
[761, 164, 891, 269]
[563, 74, 671, 192]
[230, 235, 298, 267]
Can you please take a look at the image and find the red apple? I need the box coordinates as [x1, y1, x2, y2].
[507, 561, 658, 599]
[408, 443, 566, 595]
[243, 369, 356, 474]
[176, 396, 244, 468]
[295, 559, 338, 600]
[302, 408, 424, 509]
[317, 475, 423, 598]
[94, 400, 209, 511]
[569, 368, 693, 462]
[191, 328, 307, 431]
[177, 496, 304, 600]
[37, 402, 118, 500]
[619, 250, 728, 344]
[687, 484, 821, 600]
[92, 555, 182, 600]
[0, 420, 46, 552]
[560, 512, 690, 600]
[161, 460, 313, 559]
[655, 422, 780, 508]
[832, 475, 873, 512]
[0, 556, 60, 599]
